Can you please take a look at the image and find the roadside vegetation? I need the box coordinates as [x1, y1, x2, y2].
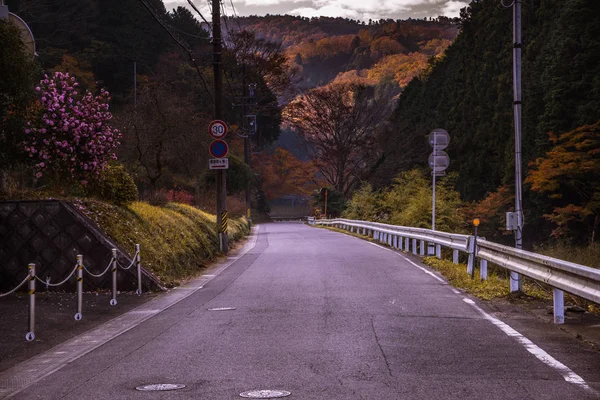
[77, 200, 250, 287]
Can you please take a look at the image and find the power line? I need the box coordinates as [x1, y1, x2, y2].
[228, 0, 243, 31]
[138, 0, 214, 104]
[187, 0, 212, 29]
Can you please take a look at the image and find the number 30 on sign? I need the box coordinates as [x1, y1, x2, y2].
[208, 120, 228, 139]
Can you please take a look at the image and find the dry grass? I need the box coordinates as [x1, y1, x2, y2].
[80, 200, 250, 287]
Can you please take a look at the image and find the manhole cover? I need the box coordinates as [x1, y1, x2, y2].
[209, 307, 236, 311]
[239, 389, 291, 398]
[135, 384, 186, 391]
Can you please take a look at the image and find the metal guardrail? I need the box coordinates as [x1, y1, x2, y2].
[312, 218, 600, 324]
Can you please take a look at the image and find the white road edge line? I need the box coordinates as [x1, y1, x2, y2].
[363, 236, 595, 394]
[0, 227, 260, 400]
[462, 298, 594, 393]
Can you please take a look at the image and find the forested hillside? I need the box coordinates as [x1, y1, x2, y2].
[372, 0, 600, 244]
[239, 15, 459, 89]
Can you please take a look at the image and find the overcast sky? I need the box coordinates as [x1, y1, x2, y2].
[164, 0, 471, 22]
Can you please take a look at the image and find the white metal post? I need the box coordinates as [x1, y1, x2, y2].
[412, 239, 417, 255]
[436, 244, 441, 259]
[405, 237, 409, 252]
[453, 249, 459, 264]
[432, 134, 437, 232]
[480, 259, 488, 280]
[75, 255, 83, 321]
[420, 240, 425, 256]
[27, 263, 36, 341]
[467, 237, 475, 276]
[553, 289, 564, 324]
[111, 249, 118, 306]
[136, 244, 142, 295]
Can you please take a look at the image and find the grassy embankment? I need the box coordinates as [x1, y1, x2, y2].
[78, 200, 250, 287]
[319, 225, 599, 313]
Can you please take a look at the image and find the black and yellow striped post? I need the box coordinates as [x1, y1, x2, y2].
[111, 249, 118, 306]
[27, 263, 36, 341]
[75, 255, 83, 321]
[221, 211, 228, 236]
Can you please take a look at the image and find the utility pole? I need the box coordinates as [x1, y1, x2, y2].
[213, 0, 228, 252]
[242, 65, 251, 221]
[511, 0, 523, 291]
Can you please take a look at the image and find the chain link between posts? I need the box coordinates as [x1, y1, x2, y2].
[83, 257, 115, 278]
[117, 251, 139, 270]
[0, 274, 32, 298]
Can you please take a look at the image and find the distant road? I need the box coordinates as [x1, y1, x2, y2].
[12, 223, 600, 399]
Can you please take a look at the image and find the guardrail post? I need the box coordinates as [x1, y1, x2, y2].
[412, 239, 417, 255]
[405, 237, 409, 252]
[136, 244, 142, 295]
[420, 240, 425, 256]
[553, 289, 564, 324]
[480, 259, 488, 280]
[27, 263, 36, 342]
[453, 250, 459, 264]
[111, 249, 118, 306]
[75, 255, 83, 321]
[398, 236, 403, 250]
[436, 245, 442, 259]
[467, 237, 475, 277]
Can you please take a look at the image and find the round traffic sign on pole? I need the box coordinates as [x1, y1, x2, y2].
[428, 151, 450, 173]
[208, 120, 228, 139]
[209, 140, 229, 158]
[428, 128, 450, 150]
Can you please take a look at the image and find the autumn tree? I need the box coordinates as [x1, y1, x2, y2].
[118, 78, 208, 191]
[253, 147, 320, 200]
[284, 82, 393, 196]
[526, 121, 600, 244]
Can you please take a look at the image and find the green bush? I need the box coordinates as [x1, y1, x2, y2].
[88, 163, 139, 205]
[343, 169, 465, 232]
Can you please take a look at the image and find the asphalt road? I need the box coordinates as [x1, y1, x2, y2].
[8, 223, 600, 399]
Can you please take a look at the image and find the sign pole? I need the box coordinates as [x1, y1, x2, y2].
[511, 0, 523, 292]
[212, 0, 228, 253]
[432, 134, 437, 232]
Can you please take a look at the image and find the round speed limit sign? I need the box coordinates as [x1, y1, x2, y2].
[208, 120, 228, 139]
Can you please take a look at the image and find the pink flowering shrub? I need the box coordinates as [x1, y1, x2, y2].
[24, 72, 121, 184]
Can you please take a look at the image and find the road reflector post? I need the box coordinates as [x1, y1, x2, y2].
[27, 263, 36, 342]
[75, 255, 83, 321]
[480, 259, 488, 280]
[470, 219, 480, 279]
[136, 244, 142, 295]
[111, 249, 118, 306]
[467, 236, 475, 277]
[553, 289, 564, 324]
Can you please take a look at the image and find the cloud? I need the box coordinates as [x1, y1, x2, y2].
[165, 0, 472, 21]
[440, 1, 469, 17]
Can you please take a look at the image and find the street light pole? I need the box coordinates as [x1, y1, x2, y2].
[511, 0, 523, 291]
[213, 0, 228, 252]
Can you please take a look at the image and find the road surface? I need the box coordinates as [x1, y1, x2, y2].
[5, 223, 600, 399]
